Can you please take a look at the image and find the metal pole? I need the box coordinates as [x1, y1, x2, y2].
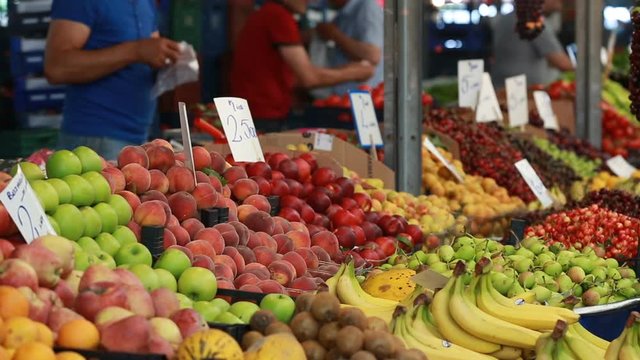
[575, 0, 603, 147]
[383, 0, 398, 181]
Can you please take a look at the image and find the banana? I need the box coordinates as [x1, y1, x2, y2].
[430, 276, 501, 354]
[618, 325, 640, 360]
[412, 305, 443, 338]
[605, 325, 630, 360]
[488, 346, 522, 360]
[568, 323, 609, 350]
[448, 275, 541, 349]
[564, 329, 606, 359]
[513, 290, 537, 304]
[554, 338, 578, 360]
[336, 262, 399, 308]
[535, 333, 556, 360]
[325, 263, 345, 295]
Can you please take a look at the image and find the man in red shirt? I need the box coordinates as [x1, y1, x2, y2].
[230, 0, 374, 132]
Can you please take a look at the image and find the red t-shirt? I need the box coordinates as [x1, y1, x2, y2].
[230, 1, 301, 120]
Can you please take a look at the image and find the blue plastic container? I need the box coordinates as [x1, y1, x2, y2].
[13, 77, 66, 112]
[9, 37, 46, 77]
[576, 298, 640, 341]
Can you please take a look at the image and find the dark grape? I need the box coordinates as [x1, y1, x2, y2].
[630, 5, 640, 120]
[515, 0, 545, 40]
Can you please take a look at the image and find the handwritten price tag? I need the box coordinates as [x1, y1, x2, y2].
[350, 91, 383, 148]
[514, 159, 553, 209]
[313, 133, 334, 152]
[475, 72, 503, 123]
[606, 155, 637, 179]
[533, 91, 559, 130]
[178, 102, 197, 185]
[423, 138, 464, 182]
[214, 97, 264, 162]
[505, 75, 528, 127]
[458, 59, 484, 108]
[0, 166, 56, 243]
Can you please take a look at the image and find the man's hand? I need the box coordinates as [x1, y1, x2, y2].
[316, 23, 340, 41]
[136, 38, 182, 69]
[346, 61, 375, 82]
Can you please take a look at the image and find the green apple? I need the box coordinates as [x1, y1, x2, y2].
[114, 243, 152, 267]
[30, 179, 59, 213]
[154, 248, 191, 279]
[259, 294, 295, 323]
[229, 301, 260, 323]
[210, 298, 231, 313]
[214, 312, 243, 325]
[69, 239, 82, 253]
[93, 203, 118, 234]
[77, 236, 101, 254]
[193, 301, 224, 323]
[80, 206, 102, 238]
[73, 146, 103, 173]
[52, 204, 85, 241]
[154, 268, 178, 291]
[117, 264, 131, 269]
[95, 232, 121, 256]
[63, 174, 95, 207]
[178, 267, 217, 301]
[74, 250, 94, 271]
[129, 264, 160, 291]
[94, 250, 116, 269]
[108, 194, 133, 225]
[176, 293, 193, 309]
[46, 178, 72, 204]
[46, 150, 82, 179]
[12, 161, 44, 181]
[81, 171, 111, 203]
[47, 215, 61, 235]
[112, 225, 137, 246]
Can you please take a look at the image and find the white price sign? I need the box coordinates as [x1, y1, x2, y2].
[475, 72, 503, 123]
[515, 159, 553, 209]
[313, 133, 334, 152]
[606, 155, 637, 179]
[458, 59, 484, 108]
[533, 91, 559, 130]
[0, 166, 56, 243]
[350, 91, 383, 148]
[178, 102, 197, 185]
[505, 75, 529, 127]
[423, 138, 464, 182]
[214, 97, 264, 162]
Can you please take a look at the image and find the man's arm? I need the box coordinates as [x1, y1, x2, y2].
[278, 45, 373, 89]
[44, 20, 181, 85]
[317, 23, 381, 65]
[546, 52, 574, 72]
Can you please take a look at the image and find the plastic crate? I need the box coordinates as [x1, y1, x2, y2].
[8, 0, 51, 35]
[9, 36, 46, 76]
[576, 298, 640, 341]
[54, 348, 166, 360]
[171, 0, 202, 52]
[13, 77, 65, 112]
[200, 0, 227, 57]
[0, 128, 58, 158]
[16, 111, 62, 128]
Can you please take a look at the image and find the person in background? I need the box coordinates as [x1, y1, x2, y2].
[44, 0, 181, 160]
[315, 0, 384, 95]
[490, 0, 574, 88]
[230, 0, 374, 133]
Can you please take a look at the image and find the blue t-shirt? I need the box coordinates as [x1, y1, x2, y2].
[51, 0, 157, 144]
[329, 0, 383, 95]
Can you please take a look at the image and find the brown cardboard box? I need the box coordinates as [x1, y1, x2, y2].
[496, 89, 575, 135]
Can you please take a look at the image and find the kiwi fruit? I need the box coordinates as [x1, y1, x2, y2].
[295, 292, 315, 313]
[302, 340, 327, 360]
[325, 348, 346, 360]
[391, 332, 406, 354]
[241, 331, 263, 350]
[317, 321, 340, 348]
[366, 316, 389, 332]
[250, 310, 276, 333]
[310, 292, 341, 322]
[336, 325, 364, 357]
[338, 307, 368, 330]
[396, 349, 428, 360]
[290, 311, 320, 341]
[264, 321, 293, 335]
[350, 350, 376, 360]
[363, 330, 396, 358]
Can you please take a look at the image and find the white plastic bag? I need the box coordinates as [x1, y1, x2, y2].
[151, 42, 200, 98]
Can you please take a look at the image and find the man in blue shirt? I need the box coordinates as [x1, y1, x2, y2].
[45, 0, 181, 160]
[316, 0, 383, 95]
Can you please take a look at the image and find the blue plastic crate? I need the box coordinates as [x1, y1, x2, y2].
[576, 298, 640, 341]
[8, 0, 51, 35]
[9, 37, 46, 76]
[13, 77, 65, 112]
[200, 0, 227, 57]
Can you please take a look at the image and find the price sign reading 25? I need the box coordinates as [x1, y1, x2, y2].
[214, 97, 265, 162]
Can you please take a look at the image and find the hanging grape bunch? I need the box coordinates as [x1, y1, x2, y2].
[514, 0, 545, 40]
[630, 3, 640, 120]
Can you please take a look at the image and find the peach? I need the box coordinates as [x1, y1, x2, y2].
[280, 195, 303, 212]
[166, 215, 180, 228]
[224, 198, 238, 222]
[290, 222, 309, 235]
[243, 211, 275, 234]
[261, 233, 278, 252]
[221, 185, 232, 199]
[294, 248, 319, 269]
[293, 158, 311, 182]
[231, 178, 259, 201]
[193, 228, 225, 255]
[273, 234, 294, 255]
[267, 260, 296, 286]
[243, 263, 270, 280]
[290, 276, 318, 291]
[270, 179, 289, 197]
[147, 146, 175, 172]
[209, 151, 226, 173]
[102, 167, 126, 193]
[253, 246, 277, 267]
[167, 245, 194, 262]
[216, 279, 235, 291]
[170, 309, 208, 340]
[228, 221, 249, 246]
[282, 252, 307, 277]
[287, 230, 311, 249]
[168, 226, 190, 246]
[127, 220, 142, 241]
[257, 279, 285, 294]
[312, 167, 337, 186]
[122, 163, 151, 194]
[237, 246, 256, 265]
[167, 166, 196, 193]
[191, 183, 219, 210]
[184, 240, 217, 260]
[214, 254, 237, 277]
[118, 145, 149, 169]
[209, 175, 223, 192]
[175, 152, 186, 163]
[246, 231, 264, 249]
[134, 200, 168, 227]
[251, 176, 272, 196]
[311, 246, 331, 262]
[213, 223, 239, 248]
[267, 153, 289, 169]
[223, 247, 246, 274]
[278, 208, 301, 223]
[334, 226, 356, 249]
[223, 166, 247, 184]
[181, 218, 204, 240]
[311, 231, 340, 259]
[237, 204, 259, 222]
[163, 229, 177, 249]
[233, 273, 259, 289]
[140, 189, 168, 204]
[242, 194, 271, 213]
[117, 190, 141, 212]
[245, 161, 272, 179]
[274, 217, 292, 233]
[191, 146, 211, 171]
[149, 169, 170, 194]
[192, 254, 215, 271]
[195, 171, 211, 185]
[143, 138, 173, 151]
[151, 288, 180, 318]
[214, 263, 234, 281]
[168, 191, 197, 222]
[239, 284, 262, 293]
[284, 179, 303, 197]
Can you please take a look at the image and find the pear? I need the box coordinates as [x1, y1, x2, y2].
[423, 253, 441, 266]
[569, 257, 595, 274]
[534, 253, 553, 267]
[619, 268, 636, 279]
[513, 258, 533, 273]
[453, 236, 475, 251]
[607, 268, 621, 280]
[517, 271, 535, 289]
[532, 285, 552, 303]
[604, 258, 619, 269]
[491, 272, 515, 296]
[591, 267, 607, 282]
[515, 247, 535, 259]
[507, 281, 526, 298]
[503, 245, 516, 256]
[571, 283, 583, 297]
[543, 261, 563, 277]
[555, 274, 574, 293]
[453, 245, 475, 262]
[566, 266, 586, 283]
[437, 245, 454, 262]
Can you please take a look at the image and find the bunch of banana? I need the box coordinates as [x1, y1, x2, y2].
[536, 319, 608, 360]
[605, 311, 640, 360]
[327, 261, 399, 323]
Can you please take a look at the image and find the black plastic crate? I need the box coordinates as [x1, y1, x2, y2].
[8, 0, 51, 36]
[54, 348, 166, 360]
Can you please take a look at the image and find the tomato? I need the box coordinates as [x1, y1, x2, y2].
[325, 95, 342, 107]
[357, 84, 372, 92]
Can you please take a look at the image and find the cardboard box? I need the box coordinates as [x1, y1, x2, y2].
[496, 89, 576, 134]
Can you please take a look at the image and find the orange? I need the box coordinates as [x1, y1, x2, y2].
[1, 316, 37, 349]
[12, 342, 56, 360]
[0, 346, 10, 360]
[35, 322, 54, 347]
[56, 351, 86, 360]
[0, 286, 29, 319]
[56, 319, 99, 350]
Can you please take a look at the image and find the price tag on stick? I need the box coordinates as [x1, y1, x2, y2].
[514, 159, 554, 209]
[475, 72, 503, 123]
[214, 97, 264, 162]
[533, 91, 559, 130]
[458, 59, 484, 108]
[178, 102, 197, 186]
[505, 75, 528, 128]
[606, 155, 637, 179]
[0, 166, 56, 243]
[350, 91, 383, 148]
[312, 133, 334, 152]
[423, 138, 464, 182]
